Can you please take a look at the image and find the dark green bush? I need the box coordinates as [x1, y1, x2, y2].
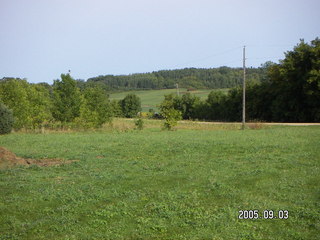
[0, 103, 14, 134]
[120, 94, 142, 118]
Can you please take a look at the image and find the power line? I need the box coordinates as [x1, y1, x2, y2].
[162, 43, 292, 71]
[246, 44, 293, 48]
[184, 46, 243, 64]
[165, 46, 243, 69]
[219, 59, 242, 66]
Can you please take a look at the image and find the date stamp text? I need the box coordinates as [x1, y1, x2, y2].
[238, 210, 289, 219]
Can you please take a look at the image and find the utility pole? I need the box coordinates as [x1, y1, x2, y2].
[242, 46, 246, 130]
[176, 83, 180, 96]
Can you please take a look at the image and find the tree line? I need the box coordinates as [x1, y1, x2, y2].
[159, 38, 320, 124]
[0, 74, 142, 132]
[85, 66, 268, 91]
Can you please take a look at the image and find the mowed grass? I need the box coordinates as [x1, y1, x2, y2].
[109, 88, 221, 111]
[0, 126, 319, 239]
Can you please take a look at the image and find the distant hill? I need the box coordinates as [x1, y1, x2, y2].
[85, 67, 267, 91]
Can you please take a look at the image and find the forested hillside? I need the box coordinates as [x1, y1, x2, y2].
[86, 67, 268, 90]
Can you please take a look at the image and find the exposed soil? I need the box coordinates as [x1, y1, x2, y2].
[0, 147, 78, 169]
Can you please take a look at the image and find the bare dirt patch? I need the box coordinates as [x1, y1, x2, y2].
[0, 147, 78, 169]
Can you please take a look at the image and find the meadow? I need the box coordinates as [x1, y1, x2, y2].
[0, 123, 319, 239]
[109, 88, 224, 111]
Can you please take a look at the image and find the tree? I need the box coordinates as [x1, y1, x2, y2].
[0, 103, 14, 134]
[110, 100, 123, 117]
[160, 94, 182, 130]
[0, 78, 32, 128]
[173, 93, 200, 119]
[52, 74, 81, 122]
[28, 84, 53, 128]
[120, 94, 142, 118]
[77, 87, 112, 128]
[267, 38, 320, 122]
[206, 91, 226, 120]
[86, 67, 267, 91]
[0, 78, 53, 129]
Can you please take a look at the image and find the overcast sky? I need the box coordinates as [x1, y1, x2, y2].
[1, 0, 319, 83]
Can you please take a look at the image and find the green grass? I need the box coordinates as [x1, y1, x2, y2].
[109, 88, 223, 112]
[0, 126, 319, 239]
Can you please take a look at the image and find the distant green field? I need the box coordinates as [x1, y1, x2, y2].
[0, 125, 319, 239]
[109, 88, 227, 112]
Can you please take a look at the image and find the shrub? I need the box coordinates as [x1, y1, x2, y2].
[160, 94, 182, 130]
[120, 94, 142, 118]
[162, 108, 182, 130]
[0, 103, 14, 134]
[134, 118, 144, 130]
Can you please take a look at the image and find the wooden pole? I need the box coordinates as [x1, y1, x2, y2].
[242, 46, 246, 130]
[176, 83, 180, 96]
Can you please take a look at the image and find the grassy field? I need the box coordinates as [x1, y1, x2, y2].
[0, 124, 319, 239]
[109, 88, 224, 112]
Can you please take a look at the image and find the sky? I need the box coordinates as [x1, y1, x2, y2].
[0, 0, 319, 84]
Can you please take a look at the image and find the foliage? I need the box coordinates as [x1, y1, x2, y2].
[134, 118, 144, 130]
[205, 90, 227, 120]
[27, 84, 53, 128]
[0, 103, 14, 134]
[110, 100, 123, 117]
[87, 67, 267, 90]
[243, 38, 320, 122]
[77, 87, 112, 128]
[0, 78, 31, 128]
[52, 74, 81, 122]
[173, 93, 200, 120]
[0, 78, 52, 129]
[0, 75, 116, 130]
[160, 94, 182, 130]
[267, 38, 320, 122]
[120, 94, 142, 118]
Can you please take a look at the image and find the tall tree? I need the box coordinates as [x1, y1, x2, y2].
[0, 78, 53, 128]
[28, 84, 53, 128]
[78, 87, 112, 128]
[0, 102, 14, 134]
[0, 78, 31, 128]
[205, 90, 227, 120]
[268, 38, 320, 122]
[52, 74, 81, 122]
